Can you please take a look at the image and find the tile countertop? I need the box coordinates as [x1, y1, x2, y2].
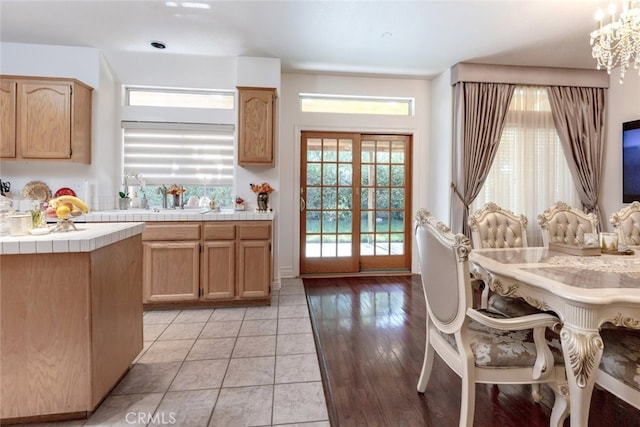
[0, 222, 145, 255]
[83, 209, 275, 222]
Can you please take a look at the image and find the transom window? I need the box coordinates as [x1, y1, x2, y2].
[126, 87, 234, 109]
[300, 93, 414, 116]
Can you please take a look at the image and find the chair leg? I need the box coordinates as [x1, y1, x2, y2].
[459, 365, 476, 427]
[549, 382, 570, 427]
[417, 327, 434, 393]
[531, 383, 541, 402]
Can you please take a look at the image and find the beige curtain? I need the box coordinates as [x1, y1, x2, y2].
[547, 86, 606, 227]
[451, 82, 515, 235]
[471, 86, 581, 246]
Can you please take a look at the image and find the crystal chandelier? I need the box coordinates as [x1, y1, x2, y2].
[590, 1, 640, 83]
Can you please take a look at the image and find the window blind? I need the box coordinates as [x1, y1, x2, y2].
[122, 121, 235, 186]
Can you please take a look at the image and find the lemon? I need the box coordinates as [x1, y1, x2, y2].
[56, 205, 71, 219]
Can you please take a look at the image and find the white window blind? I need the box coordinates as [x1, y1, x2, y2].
[122, 121, 235, 186]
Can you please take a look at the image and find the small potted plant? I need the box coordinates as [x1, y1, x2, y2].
[118, 191, 130, 210]
[250, 182, 274, 212]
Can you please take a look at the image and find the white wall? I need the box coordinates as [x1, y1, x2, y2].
[602, 71, 640, 230]
[279, 73, 430, 277]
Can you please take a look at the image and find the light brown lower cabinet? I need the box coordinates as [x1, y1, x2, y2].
[142, 220, 272, 306]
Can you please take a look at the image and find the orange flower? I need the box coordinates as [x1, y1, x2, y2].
[167, 184, 185, 195]
[250, 182, 275, 194]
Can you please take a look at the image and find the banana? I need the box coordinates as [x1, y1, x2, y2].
[49, 195, 89, 213]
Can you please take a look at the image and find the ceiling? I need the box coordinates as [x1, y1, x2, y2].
[0, 0, 610, 79]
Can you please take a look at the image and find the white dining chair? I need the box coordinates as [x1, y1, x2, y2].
[415, 209, 570, 427]
[537, 201, 598, 247]
[609, 201, 640, 246]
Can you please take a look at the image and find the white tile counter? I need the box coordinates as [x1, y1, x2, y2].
[0, 222, 144, 255]
[84, 209, 274, 222]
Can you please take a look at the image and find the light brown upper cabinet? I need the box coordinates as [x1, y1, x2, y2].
[237, 86, 276, 167]
[0, 76, 92, 163]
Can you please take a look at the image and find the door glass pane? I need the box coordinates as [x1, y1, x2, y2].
[391, 233, 404, 255]
[323, 163, 336, 185]
[376, 188, 389, 209]
[390, 188, 404, 209]
[376, 164, 389, 186]
[375, 213, 389, 232]
[338, 139, 353, 162]
[361, 233, 374, 255]
[361, 140, 375, 163]
[306, 234, 320, 257]
[322, 234, 336, 257]
[376, 141, 390, 163]
[307, 187, 321, 209]
[391, 141, 405, 163]
[337, 188, 352, 210]
[307, 138, 322, 161]
[338, 234, 352, 256]
[322, 211, 337, 233]
[391, 165, 404, 186]
[361, 211, 373, 232]
[322, 187, 336, 209]
[361, 164, 373, 186]
[307, 163, 321, 185]
[338, 211, 352, 233]
[375, 233, 389, 255]
[391, 212, 404, 232]
[306, 211, 320, 233]
[323, 139, 337, 161]
[338, 164, 352, 186]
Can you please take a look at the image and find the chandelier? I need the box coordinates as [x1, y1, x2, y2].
[590, 0, 640, 83]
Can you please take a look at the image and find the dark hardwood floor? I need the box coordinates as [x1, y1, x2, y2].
[303, 275, 639, 427]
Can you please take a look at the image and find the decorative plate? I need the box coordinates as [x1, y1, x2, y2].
[54, 187, 76, 197]
[21, 181, 52, 201]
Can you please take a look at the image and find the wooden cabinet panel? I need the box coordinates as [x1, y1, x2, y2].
[142, 222, 201, 241]
[237, 240, 271, 299]
[143, 241, 200, 302]
[18, 82, 71, 158]
[0, 80, 16, 158]
[201, 241, 235, 300]
[203, 224, 235, 240]
[238, 222, 271, 240]
[0, 75, 92, 163]
[237, 87, 276, 166]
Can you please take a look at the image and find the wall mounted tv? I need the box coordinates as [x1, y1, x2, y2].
[623, 119, 640, 203]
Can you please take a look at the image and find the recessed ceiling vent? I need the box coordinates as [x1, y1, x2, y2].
[150, 41, 167, 49]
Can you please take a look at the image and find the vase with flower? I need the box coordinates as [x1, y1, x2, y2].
[118, 191, 130, 210]
[167, 184, 186, 208]
[250, 182, 274, 212]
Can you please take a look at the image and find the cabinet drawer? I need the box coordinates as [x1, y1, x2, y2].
[203, 224, 235, 240]
[238, 223, 271, 240]
[142, 223, 201, 241]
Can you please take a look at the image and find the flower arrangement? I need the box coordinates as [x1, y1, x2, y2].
[167, 184, 186, 195]
[250, 182, 275, 194]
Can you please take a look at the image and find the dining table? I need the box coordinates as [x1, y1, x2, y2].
[469, 246, 640, 427]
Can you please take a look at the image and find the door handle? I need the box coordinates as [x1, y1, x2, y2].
[300, 196, 306, 212]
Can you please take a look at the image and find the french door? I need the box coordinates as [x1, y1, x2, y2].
[300, 132, 412, 275]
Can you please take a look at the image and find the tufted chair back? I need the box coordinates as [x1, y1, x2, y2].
[610, 201, 640, 246]
[537, 201, 598, 247]
[468, 202, 528, 249]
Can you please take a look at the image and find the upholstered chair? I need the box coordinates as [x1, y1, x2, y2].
[468, 203, 541, 316]
[609, 201, 640, 246]
[537, 201, 599, 247]
[415, 209, 569, 427]
[468, 202, 528, 249]
[597, 327, 640, 410]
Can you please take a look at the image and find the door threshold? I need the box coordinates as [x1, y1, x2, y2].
[300, 270, 412, 279]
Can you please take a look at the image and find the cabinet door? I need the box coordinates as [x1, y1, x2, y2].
[237, 240, 271, 299]
[0, 80, 16, 158]
[17, 81, 71, 159]
[201, 241, 235, 300]
[237, 87, 275, 166]
[143, 241, 200, 302]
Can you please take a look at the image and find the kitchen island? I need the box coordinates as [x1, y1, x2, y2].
[0, 222, 145, 423]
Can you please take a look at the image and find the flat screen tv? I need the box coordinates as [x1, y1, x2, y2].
[623, 119, 640, 203]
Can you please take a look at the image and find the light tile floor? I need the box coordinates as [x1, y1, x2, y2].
[25, 278, 329, 427]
